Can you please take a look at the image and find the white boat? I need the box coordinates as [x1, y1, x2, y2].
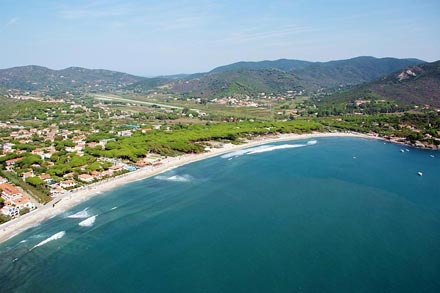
[418, 171, 423, 176]
[400, 149, 405, 153]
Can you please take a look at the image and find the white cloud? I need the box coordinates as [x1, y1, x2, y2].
[57, 0, 134, 19]
[5, 17, 19, 27]
[217, 24, 317, 44]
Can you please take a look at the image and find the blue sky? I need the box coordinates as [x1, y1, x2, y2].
[0, 0, 439, 76]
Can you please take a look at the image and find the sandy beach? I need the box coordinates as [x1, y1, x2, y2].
[0, 132, 376, 243]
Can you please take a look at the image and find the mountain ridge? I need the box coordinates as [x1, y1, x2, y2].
[0, 56, 428, 101]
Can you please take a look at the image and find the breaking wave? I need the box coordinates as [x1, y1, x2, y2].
[67, 208, 90, 219]
[221, 140, 318, 158]
[31, 231, 65, 250]
[247, 144, 306, 154]
[78, 215, 96, 227]
[155, 174, 193, 182]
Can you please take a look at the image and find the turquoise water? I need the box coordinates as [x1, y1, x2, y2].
[1, 137, 440, 292]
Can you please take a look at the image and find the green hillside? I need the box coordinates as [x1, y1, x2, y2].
[169, 69, 303, 98]
[0, 65, 145, 95]
[323, 60, 440, 107]
[210, 59, 313, 73]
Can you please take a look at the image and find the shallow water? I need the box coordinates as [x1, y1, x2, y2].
[1, 137, 439, 292]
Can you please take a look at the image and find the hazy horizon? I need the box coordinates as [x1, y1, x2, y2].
[1, 0, 439, 76]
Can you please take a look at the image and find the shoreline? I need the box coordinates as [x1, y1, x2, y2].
[0, 132, 377, 243]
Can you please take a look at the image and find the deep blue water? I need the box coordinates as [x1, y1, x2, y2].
[1, 137, 440, 292]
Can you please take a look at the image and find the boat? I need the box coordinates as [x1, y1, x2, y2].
[418, 172, 423, 176]
[430, 155, 435, 158]
[400, 149, 405, 153]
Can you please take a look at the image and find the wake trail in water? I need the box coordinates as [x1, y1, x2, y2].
[31, 231, 66, 250]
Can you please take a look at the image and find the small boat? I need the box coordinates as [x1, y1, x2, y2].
[400, 149, 405, 153]
[430, 155, 435, 158]
[417, 172, 423, 176]
[405, 149, 410, 152]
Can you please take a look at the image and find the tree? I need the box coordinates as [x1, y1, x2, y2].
[26, 176, 45, 187]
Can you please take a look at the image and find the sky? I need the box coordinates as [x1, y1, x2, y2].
[0, 0, 439, 76]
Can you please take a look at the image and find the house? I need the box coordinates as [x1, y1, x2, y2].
[39, 173, 51, 181]
[31, 148, 45, 158]
[1, 143, 14, 154]
[50, 186, 65, 195]
[60, 180, 76, 189]
[109, 165, 123, 173]
[1, 205, 19, 217]
[117, 130, 132, 137]
[0, 183, 35, 213]
[0, 183, 22, 199]
[78, 174, 94, 183]
[101, 170, 112, 178]
[63, 172, 74, 179]
[22, 170, 34, 180]
[5, 157, 22, 166]
[91, 171, 103, 179]
[0, 176, 6, 184]
[135, 160, 149, 167]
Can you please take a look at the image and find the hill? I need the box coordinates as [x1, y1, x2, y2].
[210, 59, 313, 73]
[168, 69, 303, 98]
[323, 60, 440, 107]
[0, 65, 145, 95]
[296, 56, 424, 89]
[166, 57, 425, 98]
[369, 60, 440, 106]
[0, 57, 426, 99]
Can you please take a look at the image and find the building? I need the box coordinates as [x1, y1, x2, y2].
[0, 183, 35, 217]
[0, 183, 22, 200]
[60, 180, 76, 189]
[78, 174, 94, 183]
[5, 157, 22, 166]
[117, 130, 132, 137]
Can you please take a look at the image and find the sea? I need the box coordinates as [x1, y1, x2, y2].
[0, 137, 439, 292]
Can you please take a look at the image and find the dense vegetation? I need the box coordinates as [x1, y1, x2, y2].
[0, 65, 144, 96]
[325, 61, 440, 107]
[86, 120, 323, 161]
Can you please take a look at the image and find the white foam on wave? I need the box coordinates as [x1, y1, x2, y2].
[155, 174, 193, 182]
[247, 144, 306, 154]
[221, 145, 272, 158]
[78, 215, 96, 227]
[67, 208, 90, 219]
[31, 231, 65, 250]
[222, 140, 318, 158]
